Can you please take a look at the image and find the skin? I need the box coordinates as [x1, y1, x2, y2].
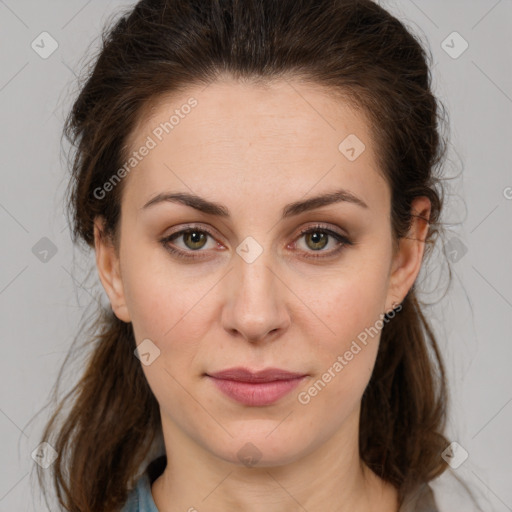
[94, 77, 431, 512]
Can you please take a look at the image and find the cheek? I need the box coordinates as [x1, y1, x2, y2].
[302, 265, 390, 345]
[298, 281, 384, 418]
[122, 252, 211, 371]
[124, 275, 172, 339]
[295, 258, 391, 393]
[120, 236, 184, 333]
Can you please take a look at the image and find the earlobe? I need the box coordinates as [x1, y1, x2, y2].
[386, 197, 431, 311]
[93, 217, 131, 323]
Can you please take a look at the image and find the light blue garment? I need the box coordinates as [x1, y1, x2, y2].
[120, 455, 166, 511]
[120, 471, 160, 512]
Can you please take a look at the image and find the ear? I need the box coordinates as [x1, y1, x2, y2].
[385, 196, 431, 312]
[93, 216, 131, 323]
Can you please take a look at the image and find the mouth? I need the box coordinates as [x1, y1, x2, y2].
[205, 367, 308, 406]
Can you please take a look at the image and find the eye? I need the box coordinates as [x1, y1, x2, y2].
[159, 223, 353, 261]
[291, 224, 353, 259]
[160, 226, 220, 260]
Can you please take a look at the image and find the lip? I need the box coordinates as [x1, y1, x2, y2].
[206, 367, 308, 406]
[208, 367, 307, 382]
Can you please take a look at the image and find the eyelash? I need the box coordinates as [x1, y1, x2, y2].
[159, 223, 353, 261]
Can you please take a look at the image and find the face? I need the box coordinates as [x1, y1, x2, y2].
[94, 77, 429, 467]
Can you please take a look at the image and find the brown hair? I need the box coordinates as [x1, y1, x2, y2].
[33, 0, 480, 510]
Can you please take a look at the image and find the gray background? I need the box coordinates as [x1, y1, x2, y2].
[0, 1, 511, 510]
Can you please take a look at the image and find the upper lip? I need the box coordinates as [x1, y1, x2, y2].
[207, 367, 307, 383]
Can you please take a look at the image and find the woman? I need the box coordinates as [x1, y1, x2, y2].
[36, 0, 482, 510]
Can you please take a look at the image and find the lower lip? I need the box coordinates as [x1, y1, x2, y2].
[208, 376, 306, 406]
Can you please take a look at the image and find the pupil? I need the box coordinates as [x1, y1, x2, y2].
[308, 232, 327, 250]
[185, 230, 205, 250]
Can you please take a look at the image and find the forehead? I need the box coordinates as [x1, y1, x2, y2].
[122, 78, 388, 215]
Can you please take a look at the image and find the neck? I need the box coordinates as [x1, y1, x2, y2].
[151, 409, 398, 512]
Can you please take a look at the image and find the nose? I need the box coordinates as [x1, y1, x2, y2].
[221, 252, 291, 343]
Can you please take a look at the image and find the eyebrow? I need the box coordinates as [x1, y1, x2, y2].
[141, 188, 368, 218]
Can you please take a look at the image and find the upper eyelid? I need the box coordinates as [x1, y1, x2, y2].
[166, 222, 345, 238]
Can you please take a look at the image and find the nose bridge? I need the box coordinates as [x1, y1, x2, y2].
[236, 252, 274, 304]
[222, 240, 289, 341]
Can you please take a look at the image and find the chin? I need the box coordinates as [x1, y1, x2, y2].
[205, 430, 312, 469]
